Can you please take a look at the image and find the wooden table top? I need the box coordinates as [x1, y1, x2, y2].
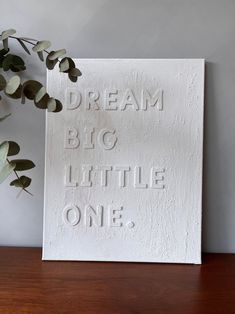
[0, 247, 235, 314]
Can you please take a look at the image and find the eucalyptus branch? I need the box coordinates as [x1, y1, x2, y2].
[6, 158, 33, 196]
[0, 28, 82, 194]
[9, 35, 50, 54]
[1, 73, 63, 112]
[1, 28, 82, 81]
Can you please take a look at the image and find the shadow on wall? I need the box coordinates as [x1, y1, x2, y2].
[202, 62, 230, 252]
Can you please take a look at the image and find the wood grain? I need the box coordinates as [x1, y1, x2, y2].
[0, 248, 235, 313]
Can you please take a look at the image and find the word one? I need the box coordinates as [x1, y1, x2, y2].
[63, 204, 130, 228]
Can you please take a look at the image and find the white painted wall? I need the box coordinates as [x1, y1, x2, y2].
[0, 0, 235, 252]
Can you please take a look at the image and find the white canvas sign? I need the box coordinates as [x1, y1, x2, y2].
[43, 59, 204, 264]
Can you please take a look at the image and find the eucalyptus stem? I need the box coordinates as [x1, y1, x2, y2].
[9, 35, 50, 54]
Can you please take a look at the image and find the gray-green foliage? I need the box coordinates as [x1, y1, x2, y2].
[0, 29, 82, 194]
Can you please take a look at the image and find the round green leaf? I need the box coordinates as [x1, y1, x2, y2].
[11, 55, 26, 72]
[7, 141, 20, 156]
[59, 57, 75, 73]
[21, 175, 31, 188]
[2, 54, 13, 71]
[2, 54, 26, 72]
[69, 67, 82, 77]
[54, 100, 63, 112]
[10, 159, 35, 171]
[59, 58, 69, 72]
[47, 98, 57, 112]
[5, 88, 22, 99]
[48, 49, 66, 61]
[5, 76, 21, 95]
[32, 40, 51, 52]
[1, 29, 16, 40]
[22, 80, 42, 100]
[35, 94, 49, 109]
[34, 87, 49, 109]
[34, 86, 46, 103]
[68, 73, 77, 82]
[46, 53, 58, 70]
[10, 175, 31, 188]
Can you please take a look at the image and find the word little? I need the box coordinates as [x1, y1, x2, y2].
[65, 165, 165, 189]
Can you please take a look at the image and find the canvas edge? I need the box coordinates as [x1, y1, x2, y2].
[42, 68, 50, 261]
[197, 58, 206, 265]
[42, 59, 206, 264]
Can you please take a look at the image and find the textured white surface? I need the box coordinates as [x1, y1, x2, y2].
[43, 59, 204, 263]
